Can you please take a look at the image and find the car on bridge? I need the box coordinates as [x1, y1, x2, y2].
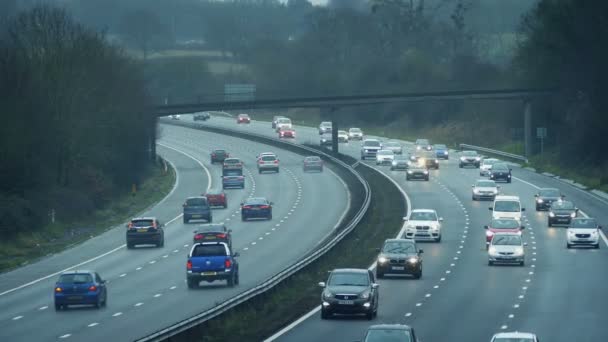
[237, 113, 251, 124]
[472, 179, 500, 201]
[337, 130, 349, 142]
[535, 187, 563, 211]
[484, 218, 525, 249]
[489, 163, 512, 183]
[406, 164, 429, 181]
[241, 197, 273, 221]
[170, 114, 180, 120]
[126, 217, 164, 248]
[567, 217, 602, 249]
[319, 121, 332, 134]
[376, 239, 423, 279]
[487, 232, 526, 266]
[210, 149, 230, 164]
[183, 196, 212, 223]
[490, 331, 539, 342]
[403, 209, 442, 242]
[275, 117, 292, 132]
[319, 268, 379, 320]
[54, 270, 107, 311]
[360, 324, 421, 342]
[193, 224, 232, 249]
[186, 242, 239, 288]
[459, 150, 481, 168]
[320, 132, 333, 146]
[193, 112, 210, 121]
[548, 199, 578, 226]
[272, 115, 285, 129]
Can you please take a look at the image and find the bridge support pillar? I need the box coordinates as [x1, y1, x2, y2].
[524, 100, 532, 159]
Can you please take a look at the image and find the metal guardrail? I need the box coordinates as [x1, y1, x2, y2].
[137, 119, 371, 342]
[459, 143, 528, 164]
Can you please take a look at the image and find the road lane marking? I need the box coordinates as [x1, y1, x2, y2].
[134, 302, 144, 307]
[39, 306, 48, 310]
[59, 334, 71, 339]
[88, 323, 99, 327]
[13, 316, 23, 320]
[112, 312, 122, 317]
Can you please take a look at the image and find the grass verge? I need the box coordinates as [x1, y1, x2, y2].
[0, 158, 176, 273]
[168, 158, 405, 342]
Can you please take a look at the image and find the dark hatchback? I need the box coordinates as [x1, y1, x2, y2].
[548, 200, 578, 226]
[126, 217, 164, 248]
[359, 324, 420, 342]
[193, 224, 232, 249]
[406, 165, 429, 181]
[376, 239, 423, 279]
[535, 188, 563, 211]
[54, 270, 107, 310]
[241, 197, 273, 221]
[183, 196, 212, 223]
[319, 268, 379, 320]
[210, 149, 229, 163]
[489, 163, 512, 183]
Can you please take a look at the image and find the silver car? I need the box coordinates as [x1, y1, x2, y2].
[375, 150, 395, 165]
[390, 155, 409, 170]
[490, 332, 539, 342]
[566, 217, 601, 249]
[472, 179, 500, 201]
[257, 154, 279, 173]
[383, 141, 403, 155]
[361, 139, 382, 160]
[348, 128, 364, 140]
[320, 132, 333, 146]
[337, 130, 349, 142]
[488, 233, 526, 266]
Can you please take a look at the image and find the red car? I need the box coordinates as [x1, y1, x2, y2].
[237, 114, 251, 124]
[484, 218, 524, 248]
[203, 190, 227, 208]
[278, 128, 296, 138]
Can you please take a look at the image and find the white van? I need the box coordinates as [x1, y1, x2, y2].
[489, 195, 525, 224]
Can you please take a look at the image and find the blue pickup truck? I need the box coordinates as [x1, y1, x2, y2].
[186, 242, 240, 288]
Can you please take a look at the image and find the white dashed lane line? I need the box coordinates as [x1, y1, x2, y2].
[112, 312, 122, 317]
[59, 334, 71, 339]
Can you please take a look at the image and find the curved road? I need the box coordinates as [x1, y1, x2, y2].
[0, 123, 349, 341]
[199, 115, 608, 342]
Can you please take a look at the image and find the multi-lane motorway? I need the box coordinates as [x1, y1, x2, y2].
[197, 115, 608, 342]
[0, 124, 349, 341]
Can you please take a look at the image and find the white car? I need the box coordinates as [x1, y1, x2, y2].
[490, 331, 539, 342]
[348, 128, 363, 140]
[275, 118, 292, 132]
[375, 150, 395, 165]
[472, 179, 500, 201]
[480, 158, 500, 176]
[337, 130, 349, 142]
[567, 217, 601, 249]
[488, 232, 526, 266]
[319, 121, 332, 134]
[403, 209, 443, 242]
[489, 195, 525, 224]
[257, 152, 276, 160]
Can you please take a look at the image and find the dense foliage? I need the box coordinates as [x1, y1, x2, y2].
[0, 5, 154, 236]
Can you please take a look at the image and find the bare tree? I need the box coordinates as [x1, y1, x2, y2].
[118, 9, 170, 60]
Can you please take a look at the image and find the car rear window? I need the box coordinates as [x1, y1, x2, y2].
[59, 274, 93, 283]
[186, 198, 208, 206]
[223, 169, 242, 176]
[305, 156, 321, 162]
[261, 156, 276, 161]
[364, 329, 412, 342]
[192, 244, 227, 257]
[364, 141, 380, 147]
[131, 219, 154, 227]
[494, 201, 520, 212]
[199, 225, 227, 233]
[540, 189, 560, 197]
[244, 198, 267, 205]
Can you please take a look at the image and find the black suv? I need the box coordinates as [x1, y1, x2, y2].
[548, 200, 578, 226]
[193, 112, 210, 121]
[535, 188, 563, 211]
[193, 224, 232, 249]
[183, 196, 212, 223]
[376, 239, 423, 279]
[319, 268, 379, 320]
[210, 149, 229, 164]
[126, 217, 164, 248]
[489, 163, 512, 183]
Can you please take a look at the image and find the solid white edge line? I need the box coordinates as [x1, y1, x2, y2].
[263, 161, 411, 342]
[157, 142, 212, 192]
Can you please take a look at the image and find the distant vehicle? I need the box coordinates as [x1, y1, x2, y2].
[489, 195, 525, 224]
[222, 167, 245, 189]
[319, 121, 332, 134]
[186, 242, 239, 288]
[459, 150, 481, 168]
[418, 151, 439, 169]
[361, 139, 382, 160]
[489, 163, 512, 183]
[203, 189, 227, 208]
[375, 149, 395, 165]
[472, 179, 500, 201]
[54, 270, 107, 310]
[406, 164, 429, 181]
[360, 324, 421, 342]
[415, 139, 432, 151]
[275, 117, 292, 132]
[257, 154, 279, 173]
[183, 196, 212, 223]
[488, 232, 526, 266]
[210, 149, 230, 164]
[434, 144, 449, 159]
[376, 239, 423, 279]
[567, 217, 602, 249]
[320, 132, 333, 146]
[222, 157, 243, 170]
[193, 112, 210, 121]
[390, 155, 409, 171]
[303, 156, 324, 172]
[319, 268, 379, 320]
[383, 141, 403, 155]
[480, 158, 500, 176]
[535, 187, 563, 211]
[126, 217, 164, 248]
[170, 114, 180, 120]
[241, 197, 273, 221]
[490, 331, 539, 342]
[257, 152, 276, 160]
[278, 127, 296, 138]
[548, 200, 578, 226]
[348, 127, 364, 140]
[337, 130, 349, 142]
[272, 115, 285, 129]
[237, 114, 251, 124]
[193, 224, 232, 249]
[403, 209, 442, 242]
[484, 218, 525, 249]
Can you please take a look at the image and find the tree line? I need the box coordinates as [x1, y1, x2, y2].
[0, 5, 155, 236]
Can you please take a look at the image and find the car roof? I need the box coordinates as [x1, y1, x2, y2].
[305, 156, 321, 160]
[131, 217, 156, 221]
[364, 138, 380, 142]
[349, 127, 361, 130]
[492, 331, 536, 338]
[238, 113, 249, 116]
[187, 196, 206, 200]
[411, 209, 436, 213]
[331, 268, 369, 274]
[368, 324, 413, 331]
[495, 195, 520, 201]
[60, 270, 94, 275]
[492, 232, 522, 236]
[539, 187, 559, 191]
[194, 241, 229, 247]
[213, 149, 226, 152]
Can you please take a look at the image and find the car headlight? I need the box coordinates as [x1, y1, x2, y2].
[406, 225, 415, 231]
[359, 291, 370, 299]
[392, 161, 398, 166]
[408, 257, 419, 264]
[592, 230, 599, 236]
[486, 230, 494, 237]
[416, 146, 421, 150]
[322, 139, 327, 142]
[514, 247, 524, 256]
[323, 291, 333, 299]
[537, 199, 543, 203]
[460, 157, 466, 161]
[475, 157, 481, 161]
[407, 170, 413, 174]
[571, 212, 576, 218]
[423, 170, 429, 174]
[435, 159, 439, 163]
[445, 151, 449, 155]
[488, 246, 497, 254]
[378, 257, 388, 264]
[493, 189, 498, 194]
[567, 230, 575, 235]
[549, 212, 555, 217]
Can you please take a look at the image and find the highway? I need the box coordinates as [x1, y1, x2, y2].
[197, 115, 608, 342]
[0, 123, 349, 341]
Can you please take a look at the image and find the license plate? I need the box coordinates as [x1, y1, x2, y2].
[201, 272, 216, 276]
[137, 228, 148, 232]
[392, 266, 405, 270]
[338, 300, 354, 305]
[68, 296, 83, 300]
[191, 215, 201, 218]
[205, 236, 216, 239]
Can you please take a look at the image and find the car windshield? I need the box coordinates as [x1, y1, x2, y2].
[261, 156, 277, 161]
[365, 141, 381, 147]
[492, 235, 522, 246]
[539, 189, 560, 197]
[192, 244, 227, 257]
[131, 219, 154, 227]
[321, 122, 331, 127]
[328, 272, 369, 286]
[382, 241, 416, 253]
[416, 139, 429, 145]
[476, 180, 497, 187]
[491, 219, 520, 229]
[409, 212, 437, 221]
[186, 198, 207, 206]
[463, 151, 478, 156]
[378, 150, 394, 155]
[435, 144, 446, 149]
[570, 218, 597, 228]
[350, 128, 361, 133]
[278, 118, 290, 123]
[223, 169, 242, 176]
[494, 201, 520, 212]
[385, 142, 400, 147]
[364, 329, 412, 342]
[493, 164, 509, 171]
[338, 130, 347, 135]
[492, 338, 535, 342]
[59, 274, 93, 284]
[198, 225, 227, 233]
[483, 159, 498, 165]
[552, 201, 574, 210]
[245, 198, 268, 205]
[305, 157, 321, 162]
[394, 155, 407, 161]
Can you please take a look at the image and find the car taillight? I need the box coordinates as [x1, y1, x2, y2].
[187, 260, 192, 270]
[225, 259, 232, 268]
[242, 206, 251, 209]
[88, 285, 97, 292]
[194, 234, 203, 240]
[217, 233, 226, 238]
[55, 287, 62, 293]
[128, 222, 133, 229]
[260, 205, 270, 209]
[212, 153, 216, 157]
[238, 176, 244, 180]
[274, 160, 279, 164]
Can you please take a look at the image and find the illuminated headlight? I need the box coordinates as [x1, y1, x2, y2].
[492, 189, 498, 194]
[508, 174, 511, 178]
[537, 199, 544, 203]
[513, 247, 524, 256]
[549, 212, 555, 217]
[359, 292, 370, 299]
[460, 157, 466, 161]
[473, 189, 480, 194]
[475, 157, 481, 161]
[488, 246, 497, 254]
[392, 161, 398, 166]
[571, 212, 576, 218]
[378, 257, 388, 264]
[363, 302, 371, 307]
[486, 230, 494, 237]
[323, 291, 333, 299]
[407, 171, 413, 174]
[416, 146, 421, 150]
[408, 257, 419, 264]
[445, 151, 449, 155]
[423, 170, 429, 174]
[435, 159, 439, 163]
[322, 139, 327, 142]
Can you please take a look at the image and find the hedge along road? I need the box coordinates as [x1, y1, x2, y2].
[199, 115, 608, 342]
[0, 123, 350, 342]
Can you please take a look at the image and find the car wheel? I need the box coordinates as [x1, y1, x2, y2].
[235, 272, 240, 285]
[55, 303, 62, 311]
[376, 271, 384, 279]
[127, 243, 134, 249]
[488, 260, 494, 266]
[223, 203, 228, 209]
[366, 310, 374, 320]
[520, 261, 525, 266]
[566, 243, 571, 249]
[425, 177, 429, 181]
[413, 269, 422, 279]
[227, 274, 235, 287]
[258, 169, 262, 174]
[548, 221, 552, 227]
[536, 205, 540, 211]
[241, 215, 246, 221]
[321, 309, 330, 320]
[472, 195, 477, 201]
[187, 279, 198, 289]
[208, 216, 213, 223]
[595, 243, 600, 249]
[435, 236, 441, 243]
[183, 217, 188, 224]
[95, 296, 102, 309]
[361, 156, 364, 160]
[508, 179, 512, 183]
[459, 164, 463, 168]
[276, 168, 280, 173]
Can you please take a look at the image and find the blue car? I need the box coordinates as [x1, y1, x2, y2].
[241, 197, 273, 221]
[54, 270, 107, 310]
[222, 168, 245, 189]
[183, 196, 212, 223]
[434, 144, 449, 159]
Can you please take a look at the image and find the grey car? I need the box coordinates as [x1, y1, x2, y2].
[535, 188, 563, 211]
[406, 165, 429, 181]
[360, 324, 421, 342]
[320, 132, 333, 146]
[376, 239, 423, 279]
[488, 233, 526, 266]
[319, 268, 379, 320]
[383, 141, 403, 154]
[390, 155, 409, 170]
